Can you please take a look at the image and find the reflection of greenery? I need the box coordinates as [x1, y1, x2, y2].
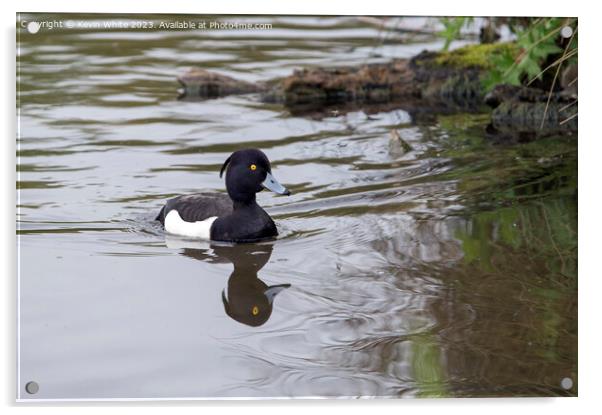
[411, 334, 448, 397]
[433, 113, 577, 396]
[456, 198, 576, 281]
[534, 286, 564, 361]
[434, 114, 577, 209]
[452, 143, 576, 375]
[453, 197, 576, 386]
[435, 115, 577, 279]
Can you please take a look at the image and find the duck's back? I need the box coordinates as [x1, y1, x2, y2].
[155, 193, 233, 226]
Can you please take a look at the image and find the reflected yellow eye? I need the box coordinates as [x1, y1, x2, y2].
[252, 306, 259, 315]
[250, 164, 257, 171]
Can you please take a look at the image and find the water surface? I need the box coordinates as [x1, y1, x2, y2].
[17, 14, 577, 399]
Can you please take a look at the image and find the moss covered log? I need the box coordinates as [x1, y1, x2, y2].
[178, 43, 577, 137]
[179, 43, 514, 106]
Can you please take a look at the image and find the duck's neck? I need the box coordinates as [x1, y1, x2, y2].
[232, 197, 258, 211]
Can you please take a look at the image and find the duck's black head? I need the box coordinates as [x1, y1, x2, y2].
[219, 149, 290, 203]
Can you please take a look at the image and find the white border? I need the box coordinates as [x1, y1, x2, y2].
[15, 11, 21, 404]
[4, 0, 599, 413]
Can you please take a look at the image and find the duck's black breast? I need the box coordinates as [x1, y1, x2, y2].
[210, 204, 277, 243]
[155, 193, 233, 225]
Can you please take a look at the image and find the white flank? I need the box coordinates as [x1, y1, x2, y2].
[164, 210, 217, 239]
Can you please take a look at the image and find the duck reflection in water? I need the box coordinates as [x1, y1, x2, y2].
[173, 240, 291, 327]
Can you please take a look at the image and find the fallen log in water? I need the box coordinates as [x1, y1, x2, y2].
[178, 67, 265, 98]
[177, 43, 577, 138]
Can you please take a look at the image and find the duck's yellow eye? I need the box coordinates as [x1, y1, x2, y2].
[250, 164, 257, 171]
[252, 306, 259, 315]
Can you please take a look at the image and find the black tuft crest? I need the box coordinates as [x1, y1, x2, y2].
[219, 154, 232, 178]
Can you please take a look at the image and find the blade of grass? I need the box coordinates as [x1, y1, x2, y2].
[559, 112, 578, 126]
[526, 48, 578, 87]
[540, 26, 577, 130]
[559, 100, 578, 113]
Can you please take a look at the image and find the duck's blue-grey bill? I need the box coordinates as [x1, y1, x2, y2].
[262, 172, 291, 195]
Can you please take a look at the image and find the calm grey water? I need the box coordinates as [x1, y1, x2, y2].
[17, 14, 577, 399]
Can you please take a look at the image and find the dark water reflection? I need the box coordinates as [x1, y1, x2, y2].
[176, 242, 291, 327]
[17, 14, 576, 399]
